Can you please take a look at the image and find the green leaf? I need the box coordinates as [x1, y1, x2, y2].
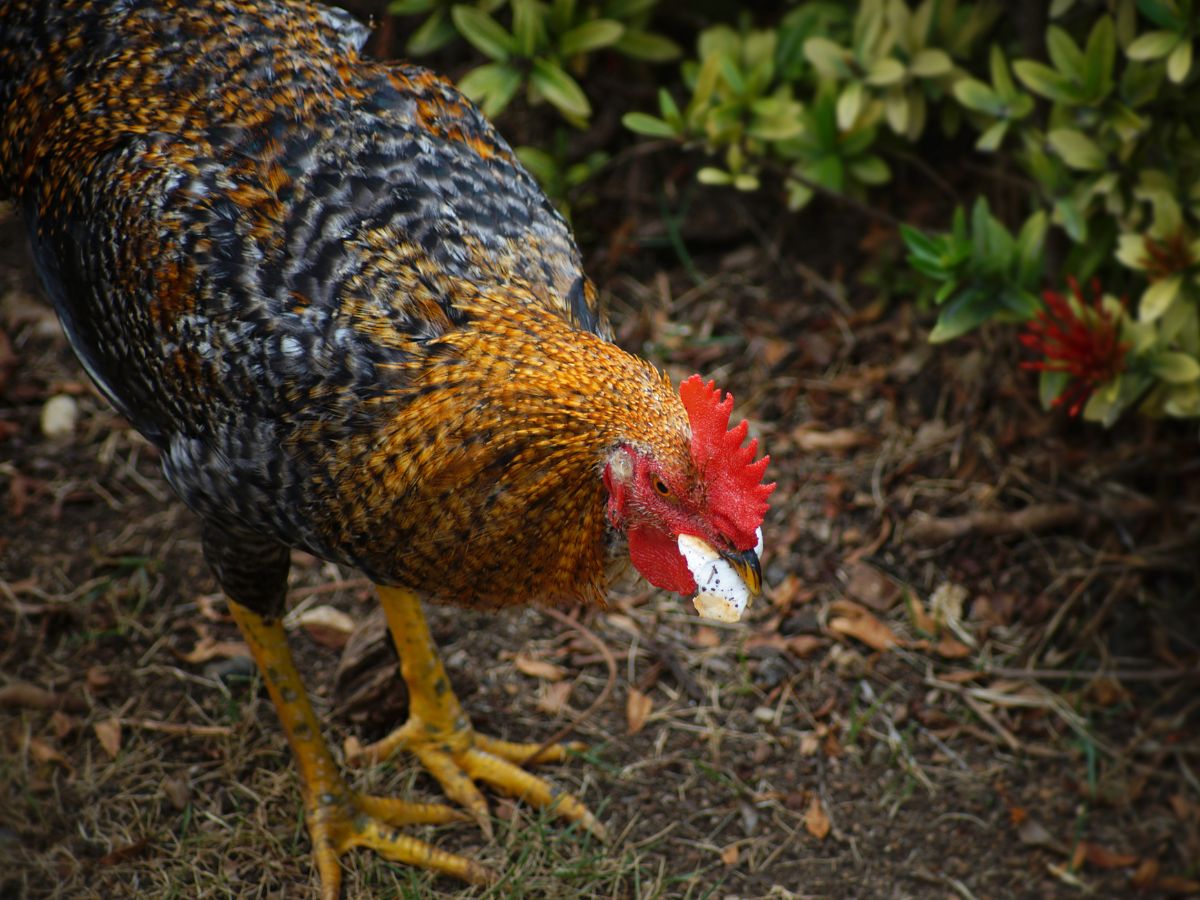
[1054, 196, 1088, 243]
[511, 0, 544, 57]
[954, 78, 1006, 115]
[975, 120, 1009, 152]
[697, 166, 733, 185]
[837, 82, 866, 130]
[456, 62, 523, 117]
[786, 178, 815, 210]
[1116, 234, 1147, 269]
[698, 24, 739, 61]
[603, 0, 657, 16]
[1126, 30, 1180, 60]
[990, 45, 1018, 98]
[1039, 369, 1070, 409]
[530, 59, 591, 119]
[910, 48, 954, 78]
[451, 6, 516, 61]
[1081, 378, 1125, 426]
[900, 225, 943, 265]
[1140, 274, 1183, 321]
[622, 112, 678, 138]
[866, 57, 907, 85]
[804, 36, 850, 78]
[1151, 351, 1200, 382]
[615, 31, 682, 62]
[717, 54, 746, 95]
[1167, 38, 1193, 82]
[1135, 0, 1183, 30]
[688, 54, 722, 118]
[560, 19, 625, 57]
[1047, 128, 1106, 170]
[389, 0, 437, 14]
[1015, 211, 1048, 285]
[406, 9, 458, 56]
[749, 97, 804, 141]
[658, 87, 683, 129]
[1082, 16, 1116, 100]
[885, 88, 910, 135]
[929, 287, 997, 342]
[514, 146, 557, 185]
[1045, 25, 1086, 81]
[1014, 60, 1081, 102]
[849, 154, 890, 185]
[997, 287, 1043, 320]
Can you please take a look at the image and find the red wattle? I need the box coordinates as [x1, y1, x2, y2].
[627, 526, 696, 595]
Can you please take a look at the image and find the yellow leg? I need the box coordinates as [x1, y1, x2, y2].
[346, 585, 605, 840]
[227, 600, 494, 897]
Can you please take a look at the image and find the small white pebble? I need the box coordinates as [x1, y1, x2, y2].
[752, 705, 775, 724]
[40, 394, 79, 439]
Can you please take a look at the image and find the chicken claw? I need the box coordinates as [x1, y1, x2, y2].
[347, 586, 605, 841]
[226, 600, 494, 895]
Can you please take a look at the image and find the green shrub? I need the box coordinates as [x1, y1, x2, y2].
[620, 0, 1200, 424]
[391, 0, 679, 123]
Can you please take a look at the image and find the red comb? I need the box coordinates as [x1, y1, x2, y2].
[679, 375, 775, 550]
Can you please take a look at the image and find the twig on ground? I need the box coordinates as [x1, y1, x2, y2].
[986, 666, 1200, 682]
[118, 717, 233, 738]
[905, 498, 1158, 545]
[0, 681, 86, 712]
[522, 607, 618, 766]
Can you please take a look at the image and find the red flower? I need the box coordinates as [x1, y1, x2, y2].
[1019, 278, 1128, 416]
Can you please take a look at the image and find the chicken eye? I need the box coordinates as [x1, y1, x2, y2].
[653, 477, 671, 497]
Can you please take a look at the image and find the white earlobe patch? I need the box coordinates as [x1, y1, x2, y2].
[678, 532, 757, 623]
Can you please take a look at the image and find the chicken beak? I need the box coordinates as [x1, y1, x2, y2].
[718, 547, 762, 597]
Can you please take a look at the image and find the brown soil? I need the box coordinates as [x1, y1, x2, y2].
[2, 87, 1199, 900]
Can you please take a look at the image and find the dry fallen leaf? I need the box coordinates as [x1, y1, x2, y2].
[934, 635, 973, 659]
[787, 635, 826, 658]
[1017, 818, 1063, 852]
[843, 562, 900, 611]
[793, 426, 875, 452]
[1087, 677, 1129, 707]
[50, 711, 77, 739]
[930, 582, 968, 629]
[719, 843, 739, 866]
[1078, 842, 1138, 870]
[906, 595, 937, 635]
[181, 636, 251, 665]
[86, 666, 113, 693]
[804, 793, 831, 840]
[162, 775, 192, 811]
[1131, 858, 1159, 889]
[28, 736, 71, 769]
[537, 681, 573, 716]
[1155, 875, 1200, 893]
[828, 599, 898, 652]
[513, 653, 568, 682]
[293, 604, 357, 649]
[693, 625, 721, 648]
[94, 717, 122, 759]
[626, 687, 653, 735]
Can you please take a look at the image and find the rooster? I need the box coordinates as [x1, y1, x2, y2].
[0, 0, 774, 893]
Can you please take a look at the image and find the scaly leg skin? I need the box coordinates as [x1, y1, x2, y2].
[346, 585, 605, 840]
[227, 600, 494, 897]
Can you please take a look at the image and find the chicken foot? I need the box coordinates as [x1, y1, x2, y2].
[227, 600, 494, 896]
[347, 585, 605, 840]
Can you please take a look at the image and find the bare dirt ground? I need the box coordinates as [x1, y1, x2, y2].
[3, 111, 1200, 900]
